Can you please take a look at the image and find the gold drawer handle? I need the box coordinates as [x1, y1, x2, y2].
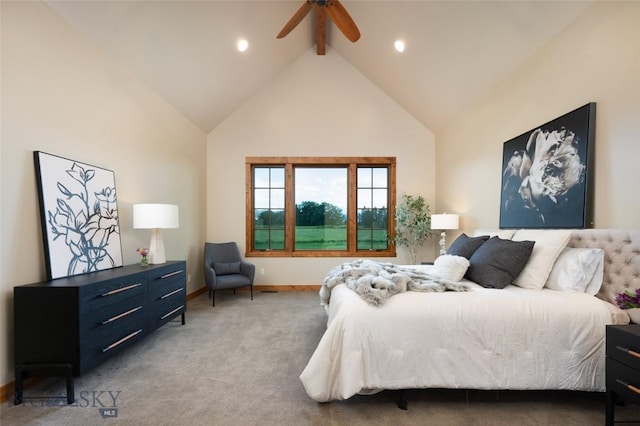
[160, 288, 184, 300]
[160, 305, 184, 320]
[616, 345, 640, 359]
[101, 306, 143, 324]
[159, 270, 183, 280]
[616, 379, 640, 395]
[101, 329, 142, 353]
[100, 283, 142, 297]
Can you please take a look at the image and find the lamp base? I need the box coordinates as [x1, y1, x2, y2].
[438, 231, 447, 256]
[148, 228, 167, 264]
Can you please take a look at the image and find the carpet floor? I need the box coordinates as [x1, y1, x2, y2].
[2, 290, 640, 425]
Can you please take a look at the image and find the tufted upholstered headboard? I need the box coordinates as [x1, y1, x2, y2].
[567, 229, 640, 305]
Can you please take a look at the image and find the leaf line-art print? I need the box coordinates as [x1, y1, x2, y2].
[35, 152, 123, 279]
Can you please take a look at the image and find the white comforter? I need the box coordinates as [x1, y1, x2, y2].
[300, 278, 622, 402]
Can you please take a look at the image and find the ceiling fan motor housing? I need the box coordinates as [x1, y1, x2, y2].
[277, 0, 361, 52]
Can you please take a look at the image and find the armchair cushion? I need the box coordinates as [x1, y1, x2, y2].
[213, 261, 241, 275]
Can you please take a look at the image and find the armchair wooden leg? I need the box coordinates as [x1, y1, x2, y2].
[212, 291, 215, 307]
[250, 285, 254, 301]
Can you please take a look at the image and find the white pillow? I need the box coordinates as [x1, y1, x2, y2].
[433, 255, 470, 282]
[545, 248, 605, 295]
[511, 229, 572, 290]
[472, 229, 516, 239]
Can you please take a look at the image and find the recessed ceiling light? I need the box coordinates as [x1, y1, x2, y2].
[394, 40, 405, 53]
[237, 39, 249, 52]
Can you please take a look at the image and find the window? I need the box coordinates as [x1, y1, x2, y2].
[357, 167, 389, 250]
[253, 167, 285, 250]
[246, 157, 396, 257]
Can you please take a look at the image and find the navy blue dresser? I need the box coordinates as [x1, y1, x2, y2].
[13, 261, 186, 404]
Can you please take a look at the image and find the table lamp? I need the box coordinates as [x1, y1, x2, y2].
[133, 204, 179, 264]
[430, 213, 459, 256]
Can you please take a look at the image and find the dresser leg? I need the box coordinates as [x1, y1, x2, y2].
[14, 363, 75, 405]
[606, 390, 616, 426]
[14, 368, 24, 405]
[65, 365, 75, 404]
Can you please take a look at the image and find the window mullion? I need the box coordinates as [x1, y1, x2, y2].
[347, 164, 357, 254]
[284, 163, 295, 253]
[388, 163, 397, 253]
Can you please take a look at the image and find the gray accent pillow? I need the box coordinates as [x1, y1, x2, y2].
[447, 233, 490, 259]
[213, 261, 241, 275]
[465, 237, 535, 289]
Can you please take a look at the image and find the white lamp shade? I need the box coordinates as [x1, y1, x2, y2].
[133, 204, 179, 229]
[431, 213, 459, 230]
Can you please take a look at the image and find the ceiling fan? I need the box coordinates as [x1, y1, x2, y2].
[277, 0, 361, 55]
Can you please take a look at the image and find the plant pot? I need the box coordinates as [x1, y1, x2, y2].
[626, 308, 640, 324]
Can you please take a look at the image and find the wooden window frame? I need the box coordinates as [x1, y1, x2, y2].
[246, 157, 396, 258]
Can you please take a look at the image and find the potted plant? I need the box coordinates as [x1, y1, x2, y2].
[390, 193, 435, 264]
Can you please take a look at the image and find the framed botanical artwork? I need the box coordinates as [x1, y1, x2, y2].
[34, 151, 123, 280]
[499, 103, 596, 229]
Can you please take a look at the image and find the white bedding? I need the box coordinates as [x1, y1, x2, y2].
[300, 278, 625, 402]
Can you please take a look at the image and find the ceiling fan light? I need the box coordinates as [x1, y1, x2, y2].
[237, 39, 249, 52]
[394, 40, 405, 53]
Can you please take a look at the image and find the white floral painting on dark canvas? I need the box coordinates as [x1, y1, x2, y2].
[499, 103, 596, 229]
[34, 151, 123, 280]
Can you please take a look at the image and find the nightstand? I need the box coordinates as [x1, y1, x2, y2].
[606, 324, 640, 426]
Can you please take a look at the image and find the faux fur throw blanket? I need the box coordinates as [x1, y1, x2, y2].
[320, 259, 471, 307]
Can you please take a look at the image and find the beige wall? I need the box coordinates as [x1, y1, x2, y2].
[207, 49, 437, 286]
[437, 1, 640, 235]
[1, 2, 207, 386]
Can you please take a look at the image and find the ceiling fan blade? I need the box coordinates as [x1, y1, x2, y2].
[276, 1, 314, 39]
[325, 0, 360, 42]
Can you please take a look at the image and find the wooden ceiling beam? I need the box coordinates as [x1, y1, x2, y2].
[316, 7, 326, 55]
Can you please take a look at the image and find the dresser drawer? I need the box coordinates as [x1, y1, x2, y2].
[79, 273, 147, 314]
[151, 296, 185, 328]
[79, 293, 146, 345]
[150, 275, 186, 300]
[607, 325, 640, 370]
[152, 284, 185, 307]
[79, 321, 146, 374]
[147, 264, 185, 286]
[607, 358, 640, 406]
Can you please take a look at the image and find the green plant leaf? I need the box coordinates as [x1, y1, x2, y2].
[389, 193, 434, 264]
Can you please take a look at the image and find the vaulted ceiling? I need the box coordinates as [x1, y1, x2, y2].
[44, 1, 592, 134]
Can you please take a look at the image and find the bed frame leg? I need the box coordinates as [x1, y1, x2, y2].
[397, 389, 408, 410]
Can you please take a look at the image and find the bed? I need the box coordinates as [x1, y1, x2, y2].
[300, 229, 640, 403]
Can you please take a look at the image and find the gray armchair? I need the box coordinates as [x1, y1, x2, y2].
[203, 242, 255, 307]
